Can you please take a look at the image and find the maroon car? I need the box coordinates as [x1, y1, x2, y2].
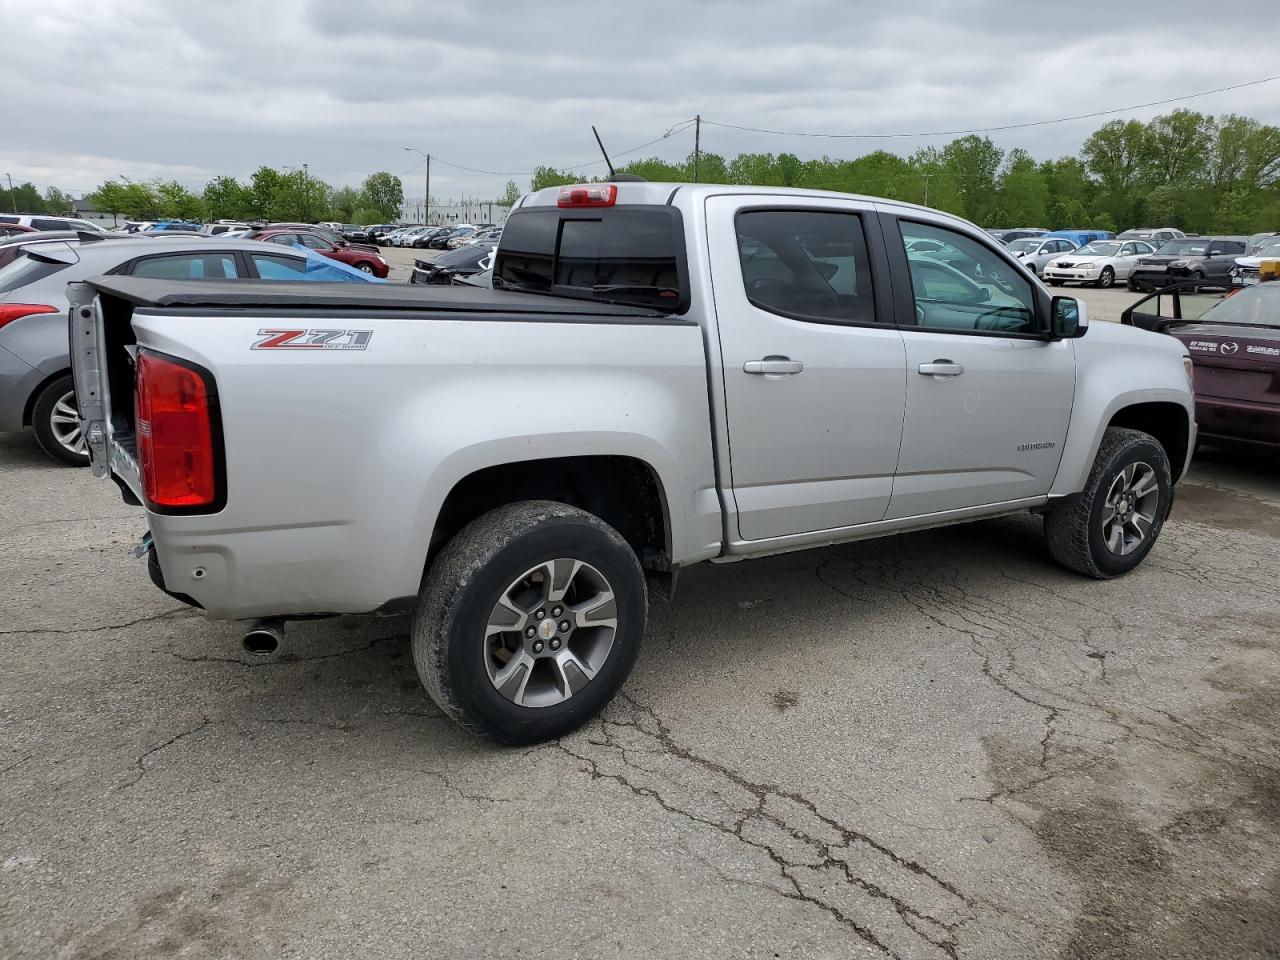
[1123, 281, 1280, 448]
[0, 224, 37, 238]
[249, 228, 389, 278]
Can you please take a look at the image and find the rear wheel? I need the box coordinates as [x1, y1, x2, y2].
[412, 501, 647, 744]
[31, 374, 89, 466]
[1096, 266, 1115, 289]
[1043, 427, 1172, 578]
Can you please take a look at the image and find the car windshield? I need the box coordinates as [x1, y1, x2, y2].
[1195, 281, 1280, 327]
[1075, 241, 1121, 256]
[1156, 239, 1209, 256]
[1251, 240, 1280, 257]
[1005, 239, 1040, 253]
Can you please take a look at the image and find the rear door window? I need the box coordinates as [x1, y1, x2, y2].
[129, 255, 239, 279]
[734, 209, 877, 325]
[249, 253, 308, 279]
[31, 218, 68, 231]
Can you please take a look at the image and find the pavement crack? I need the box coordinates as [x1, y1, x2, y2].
[118, 717, 212, 790]
[559, 695, 970, 958]
[0, 608, 198, 637]
[1, 755, 33, 776]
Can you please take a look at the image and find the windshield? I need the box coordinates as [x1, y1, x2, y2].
[1075, 241, 1121, 256]
[1156, 239, 1209, 256]
[1196, 282, 1280, 326]
[1250, 240, 1280, 257]
[1005, 239, 1040, 253]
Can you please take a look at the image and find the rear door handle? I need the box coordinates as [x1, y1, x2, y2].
[744, 358, 804, 376]
[917, 360, 964, 378]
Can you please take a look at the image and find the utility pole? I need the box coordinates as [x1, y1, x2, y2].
[301, 163, 308, 221]
[5, 173, 15, 213]
[922, 172, 932, 207]
[405, 148, 431, 223]
[693, 115, 702, 183]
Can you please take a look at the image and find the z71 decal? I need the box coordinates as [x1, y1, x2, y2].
[252, 329, 373, 351]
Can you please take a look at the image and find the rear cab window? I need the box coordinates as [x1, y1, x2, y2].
[494, 206, 688, 311]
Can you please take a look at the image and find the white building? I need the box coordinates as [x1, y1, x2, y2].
[399, 198, 512, 226]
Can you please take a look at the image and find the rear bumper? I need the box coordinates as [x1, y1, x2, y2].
[0, 342, 42, 431]
[1196, 396, 1280, 447]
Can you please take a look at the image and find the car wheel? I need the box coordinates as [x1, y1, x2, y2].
[1043, 427, 1172, 578]
[31, 374, 90, 466]
[1188, 270, 1204, 293]
[1047, 279, 1064, 287]
[412, 500, 647, 744]
[1126, 277, 1139, 292]
[1096, 266, 1115, 289]
[357, 263, 375, 273]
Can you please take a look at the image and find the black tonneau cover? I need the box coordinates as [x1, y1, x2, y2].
[85, 276, 666, 318]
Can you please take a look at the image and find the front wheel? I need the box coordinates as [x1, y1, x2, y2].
[1047, 279, 1064, 287]
[1096, 266, 1115, 289]
[412, 501, 647, 744]
[31, 374, 90, 466]
[356, 262, 375, 274]
[1043, 427, 1172, 578]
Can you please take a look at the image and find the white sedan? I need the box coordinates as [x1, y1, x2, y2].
[1042, 240, 1156, 288]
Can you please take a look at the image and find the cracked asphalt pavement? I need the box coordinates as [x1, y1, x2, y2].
[1, 428, 1278, 960]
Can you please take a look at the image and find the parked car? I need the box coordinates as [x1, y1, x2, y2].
[1042, 239, 1157, 288]
[429, 225, 476, 250]
[445, 226, 479, 249]
[0, 224, 37, 238]
[1118, 228, 1184, 248]
[203, 222, 250, 236]
[1044, 229, 1115, 248]
[144, 221, 202, 233]
[1231, 238, 1280, 287]
[1005, 236, 1079, 277]
[0, 236, 378, 465]
[409, 240, 498, 284]
[410, 227, 448, 249]
[395, 226, 434, 247]
[0, 213, 106, 233]
[1122, 279, 1279, 449]
[458, 227, 503, 246]
[71, 180, 1193, 744]
[1245, 232, 1280, 254]
[368, 224, 400, 245]
[1128, 236, 1249, 292]
[987, 228, 1046, 245]
[249, 229, 389, 277]
[0, 229, 196, 269]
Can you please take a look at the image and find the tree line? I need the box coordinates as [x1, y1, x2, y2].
[531, 110, 1280, 234]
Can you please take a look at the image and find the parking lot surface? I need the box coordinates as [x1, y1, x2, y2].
[2, 411, 1277, 958]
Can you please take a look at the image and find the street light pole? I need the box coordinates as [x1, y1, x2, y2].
[5, 173, 15, 213]
[301, 163, 308, 221]
[404, 147, 430, 223]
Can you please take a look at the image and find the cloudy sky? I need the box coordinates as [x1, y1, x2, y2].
[4, 0, 1279, 204]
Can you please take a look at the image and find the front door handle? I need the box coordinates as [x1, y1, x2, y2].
[917, 360, 965, 378]
[744, 357, 804, 376]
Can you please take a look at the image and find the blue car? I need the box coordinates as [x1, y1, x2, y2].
[1044, 229, 1115, 248]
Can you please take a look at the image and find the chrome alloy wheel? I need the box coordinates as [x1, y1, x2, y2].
[483, 558, 618, 708]
[1101, 461, 1159, 556]
[49, 390, 86, 456]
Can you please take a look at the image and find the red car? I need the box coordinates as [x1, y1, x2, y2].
[1122, 278, 1280, 449]
[0, 224, 37, 238]
[249, 228, 389, 278]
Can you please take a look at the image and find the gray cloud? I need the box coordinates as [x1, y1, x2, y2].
[3, 0, 1277, 203]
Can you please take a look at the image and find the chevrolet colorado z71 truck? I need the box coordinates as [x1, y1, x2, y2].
[69, 182, 1196, 743]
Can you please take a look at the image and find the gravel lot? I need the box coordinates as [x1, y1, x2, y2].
[1, 277, 1277, 960]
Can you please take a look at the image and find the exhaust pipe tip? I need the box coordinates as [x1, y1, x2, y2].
[242, 619, 283, 657]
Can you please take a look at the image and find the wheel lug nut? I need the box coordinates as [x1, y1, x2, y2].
[532, 640, 544, 653]
[559, 620, 571, 632]
[524, 626, 535, 639]
[550, 638, 561, 650]
[535, 609, 545, 620]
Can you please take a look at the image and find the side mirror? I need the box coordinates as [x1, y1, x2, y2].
[1051, 296, 1088, 338]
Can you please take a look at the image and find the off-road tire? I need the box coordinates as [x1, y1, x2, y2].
[412, 500, 647, 744]
[1043, 427, 1172, 578]
[31, 374, 89, 466]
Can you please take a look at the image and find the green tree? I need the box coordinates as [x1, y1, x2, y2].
[88, 180, 159, 219]
[530, 166, 577, 191]
[154, 180, 206, 220]
[43, 187, 74, 214]
[202, 176, 253, 220]
[329, 186, 362, 221]
[940, 135, 1003, 224]
[996, 149, 1048, 227]
[1081, 119, 1146, 226]
[500, 180, 522, 206]
[360, 172, 404, 219]
[248, 166, 283, 220]
[1, 181, 46, 214]
[1140, 110, 1212, 187]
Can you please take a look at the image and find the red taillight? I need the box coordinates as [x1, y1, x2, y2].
[135, 350, 220, 510]
[557, 183, 618, 208]
[0, 303, 59, 330]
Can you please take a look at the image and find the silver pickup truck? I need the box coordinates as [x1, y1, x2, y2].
[70, 182, 1195, 743]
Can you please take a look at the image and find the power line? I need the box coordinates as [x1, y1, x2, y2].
[700, 74, 1280, 140]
